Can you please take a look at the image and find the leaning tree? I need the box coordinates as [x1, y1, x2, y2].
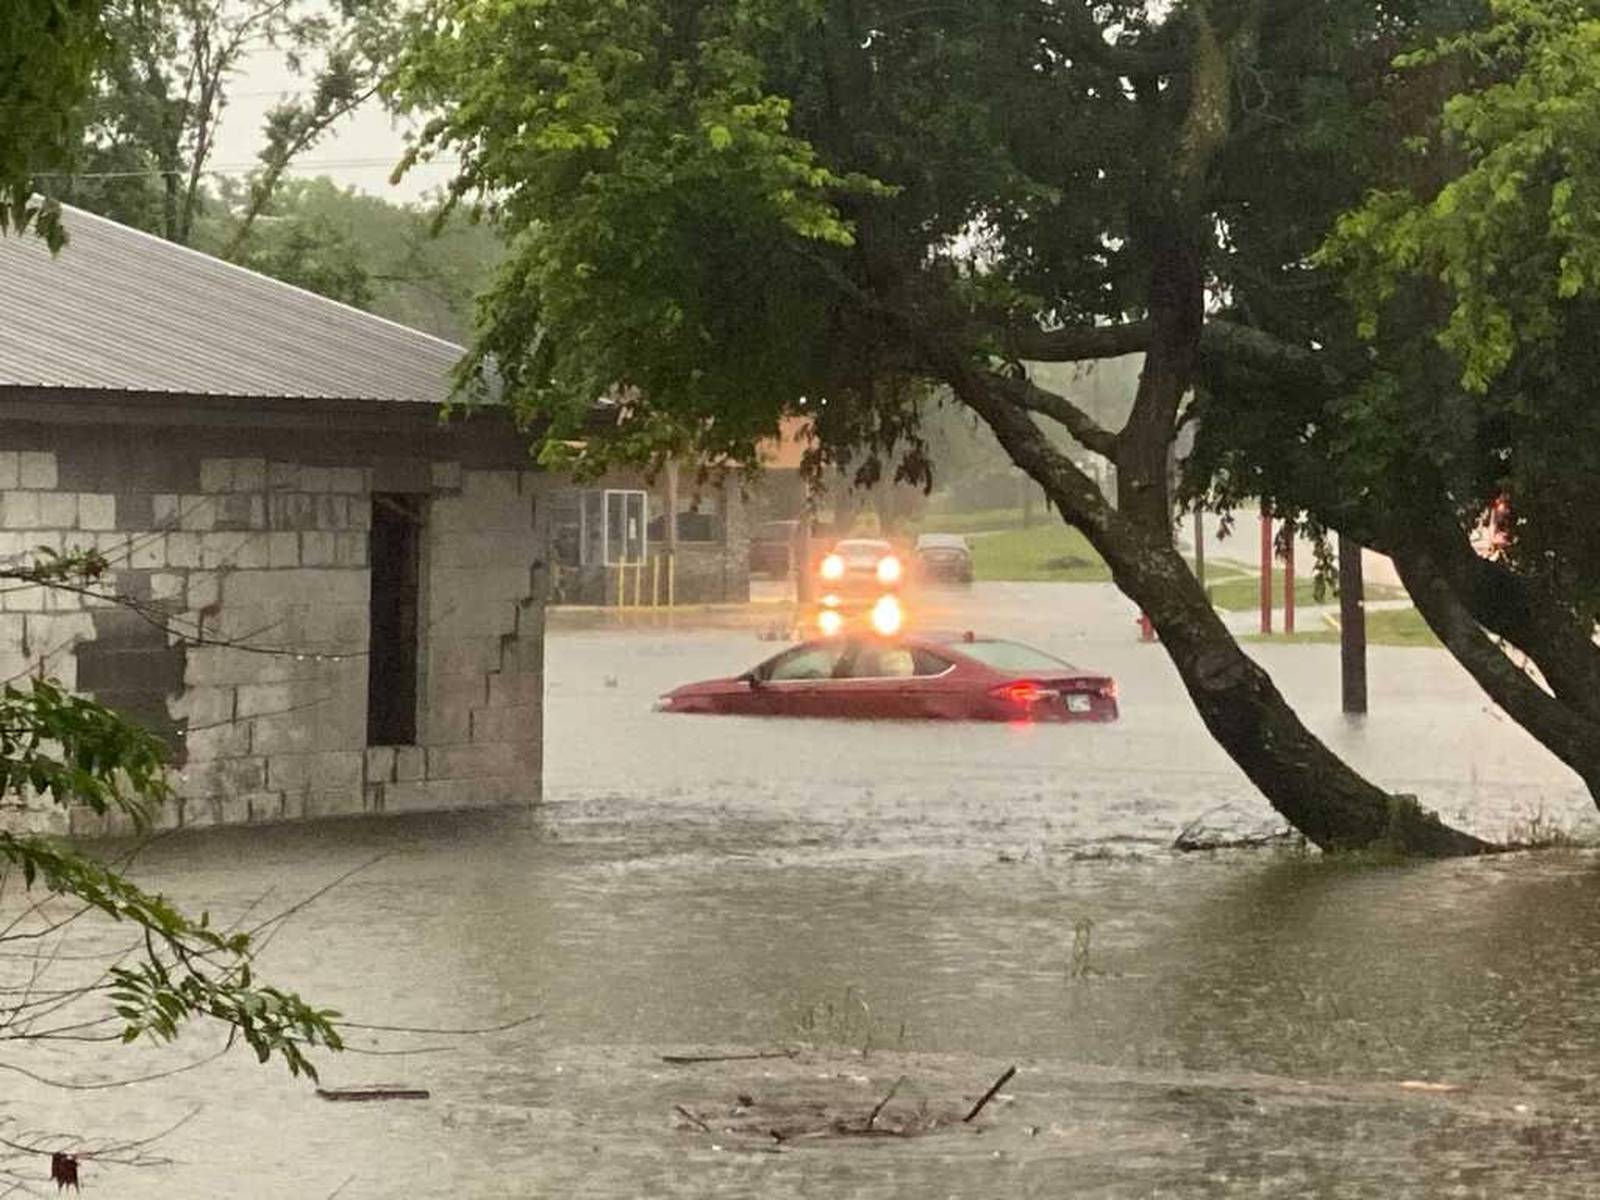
[1188, 0, 1600, 802]
[390, 0, 1491, 853]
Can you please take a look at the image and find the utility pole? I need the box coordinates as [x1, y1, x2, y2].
[664, 459, 680, 555]
[1283, 533, 1296, 636]
[1259, 507, 1273, 635]
[794, 514, 814, 608]
[1339, 534, 1368, 715]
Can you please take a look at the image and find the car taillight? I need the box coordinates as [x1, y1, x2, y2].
[876, 555, 903, 585]
[1098, 679, 1118, 699]
[990, 681, 1058, 705]
[820, 554, 845, 581]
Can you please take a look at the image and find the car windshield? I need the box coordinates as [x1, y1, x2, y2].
[952, 639, 1075, 672]
[835, 540, 890, 561]
[756, 522, 796, 541]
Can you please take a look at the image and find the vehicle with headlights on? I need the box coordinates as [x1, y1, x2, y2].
[813, 538, 907, 638]
[656, 632, 1119, 722]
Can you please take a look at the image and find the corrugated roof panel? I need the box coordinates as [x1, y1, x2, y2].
[0, 205, 467, 404]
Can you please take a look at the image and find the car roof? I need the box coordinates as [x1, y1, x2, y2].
[834, 538, 893, 553]
[772, 632, 1090, 672]
[915, 533, 968, 546]
[783, 630, 984, 653]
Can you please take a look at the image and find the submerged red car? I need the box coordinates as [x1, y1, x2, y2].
[658, 632, 1119, 722]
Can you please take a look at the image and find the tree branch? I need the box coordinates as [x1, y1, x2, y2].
[1005, 317, 1346, 391]
[1198, 321, 1347, 390]
[1002, 321, 1153, 363]
[1001, 373, 1118, 459]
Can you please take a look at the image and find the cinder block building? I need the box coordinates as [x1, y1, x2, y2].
[0, 206, 546, 834]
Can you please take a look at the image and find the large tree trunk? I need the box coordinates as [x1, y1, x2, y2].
[1109, 523, 1488, 853]
[940, 359, 1488, 856]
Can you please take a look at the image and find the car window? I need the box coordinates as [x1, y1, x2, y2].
[951, 639, 1074, 672]
[847, 646, 917, 678]
[764, 644, 846, 681]
[841, 646, 954, 679]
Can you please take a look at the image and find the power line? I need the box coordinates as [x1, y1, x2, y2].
[32, 156, 462, 181]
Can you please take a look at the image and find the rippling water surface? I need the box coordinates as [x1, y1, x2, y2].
[6, 584, 1596, 1197]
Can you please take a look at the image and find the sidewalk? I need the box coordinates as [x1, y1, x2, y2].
[546, 595, 796, 633]
[1212, 596, 1416, 638]
[1178, 510, 1404, 589]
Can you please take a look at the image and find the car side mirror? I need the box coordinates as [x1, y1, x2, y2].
[741, 671, 765, 690]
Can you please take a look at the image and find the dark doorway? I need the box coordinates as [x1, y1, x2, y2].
[367, 494, 423, 746]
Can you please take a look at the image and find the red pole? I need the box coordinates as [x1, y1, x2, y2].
[1284, 532, 1296, 636]
[1259, 507, 1273, 635]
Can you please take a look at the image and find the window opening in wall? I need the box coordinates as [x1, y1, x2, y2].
[648, 485, 723, 544]
[367, 493, 423, 746]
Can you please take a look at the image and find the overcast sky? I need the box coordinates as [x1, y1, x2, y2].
[213, 45, 455, 206]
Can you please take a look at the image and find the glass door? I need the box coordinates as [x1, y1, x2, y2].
[604, 489, 647, 564]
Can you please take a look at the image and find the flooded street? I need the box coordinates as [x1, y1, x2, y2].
[11, 584, 1600, 1197]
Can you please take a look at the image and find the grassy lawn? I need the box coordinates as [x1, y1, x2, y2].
[1245, 606, 1440, 648]
[969, 523, 1111, 583]
[912, 507, 1034, 535]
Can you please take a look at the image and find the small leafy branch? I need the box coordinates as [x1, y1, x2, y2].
[0, 545, 346, 1185]
[0, 688, 343, 1078]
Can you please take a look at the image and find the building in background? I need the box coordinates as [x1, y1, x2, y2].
[543, 466, 752, 606]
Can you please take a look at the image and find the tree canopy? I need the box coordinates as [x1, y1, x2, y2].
[1, 0, 107, 249]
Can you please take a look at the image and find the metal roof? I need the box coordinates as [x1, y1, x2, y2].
[0, 204, 467, 404]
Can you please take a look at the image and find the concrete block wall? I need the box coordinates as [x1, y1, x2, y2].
[0, 449, 543, 836]
[364, 467, 544, 816]
[672, 482, 752, 604]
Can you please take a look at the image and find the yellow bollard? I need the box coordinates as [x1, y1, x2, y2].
[668, 553, 676, 609]
[652, 554, 662, 608]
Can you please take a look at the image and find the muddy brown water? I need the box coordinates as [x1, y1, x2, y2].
[5, 584, 1597, 1197]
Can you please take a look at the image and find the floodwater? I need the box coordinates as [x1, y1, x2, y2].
[7, 583, 1600, 1197]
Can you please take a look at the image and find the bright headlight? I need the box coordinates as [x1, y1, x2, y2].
[876, 555, 902, 585]
[820, 554, 845, 581]
[818, 608, 845, 637]
[870, 594, 904, 636]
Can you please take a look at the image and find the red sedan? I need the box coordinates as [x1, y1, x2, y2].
[658, 632, 1118, 722]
